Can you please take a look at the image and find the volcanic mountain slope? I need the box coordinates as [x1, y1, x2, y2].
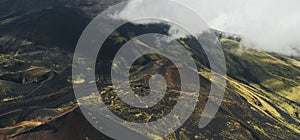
[76, 30, 300, 139]
[0, 0, 123, 20]
[1, 31, 299, 139]
[0, 0, 125, 128]
[0, 0, 299, 139]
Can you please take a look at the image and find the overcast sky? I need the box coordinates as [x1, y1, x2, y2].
[117, 0, 300, 55]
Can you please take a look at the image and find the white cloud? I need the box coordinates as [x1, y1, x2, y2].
[115, 0, 300, 55]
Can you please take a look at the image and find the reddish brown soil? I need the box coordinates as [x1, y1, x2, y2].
[0, 107, 112, 140]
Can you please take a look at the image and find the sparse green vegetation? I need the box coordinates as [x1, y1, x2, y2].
[220, 38, 240, 52]
[0, 17, 17, 26]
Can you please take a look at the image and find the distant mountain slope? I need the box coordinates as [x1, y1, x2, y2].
[0, 0, 123, 51]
